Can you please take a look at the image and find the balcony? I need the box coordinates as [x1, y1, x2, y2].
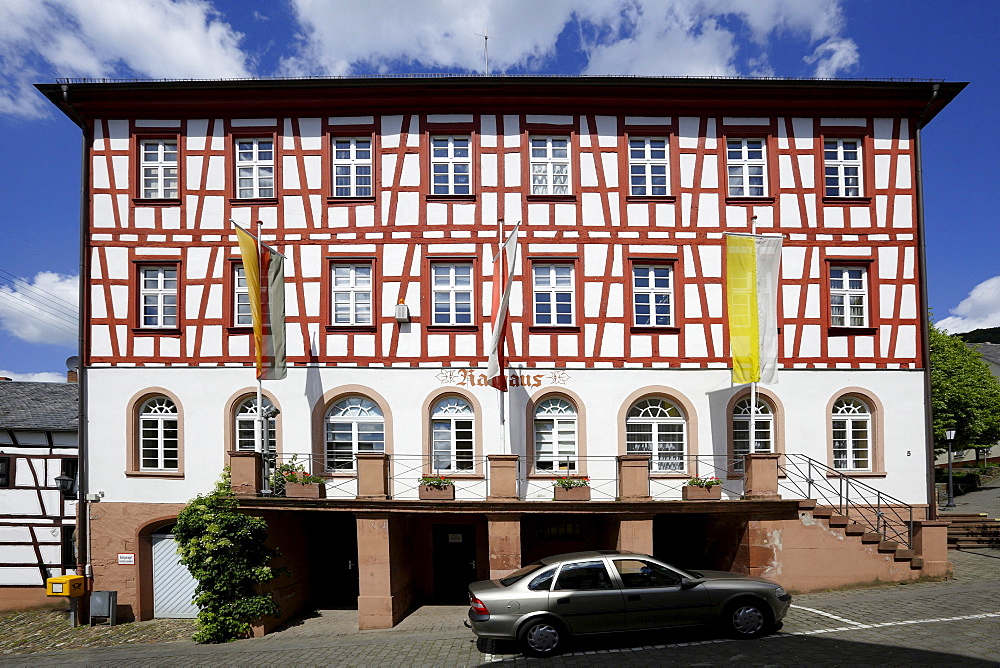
[229, 450, 786, 503]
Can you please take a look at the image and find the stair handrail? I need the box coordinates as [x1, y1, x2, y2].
[778, 454, 914, 549]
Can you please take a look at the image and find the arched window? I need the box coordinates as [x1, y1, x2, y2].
[832, 397, 871, 471]
[431, 396, 475, 472]
[325, 396, 385, 471]
[140, 396, 178, 471]
[534, 397, 577, 473]
[235, 396, 277, 453]
[732, 397, 773, 471]
[626, 397, 686, 473]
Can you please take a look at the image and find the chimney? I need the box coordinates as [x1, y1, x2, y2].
[67, 370, 78, 383]
[0, 377, 11, 382]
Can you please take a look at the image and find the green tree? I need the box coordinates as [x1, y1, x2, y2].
[173, 470, 281, 643]
[930, 322, 1000, 457]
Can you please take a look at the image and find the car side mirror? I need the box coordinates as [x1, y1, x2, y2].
[680, 577, 704, 588]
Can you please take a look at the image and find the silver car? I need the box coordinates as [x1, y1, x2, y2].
[467, 550, 791, 657]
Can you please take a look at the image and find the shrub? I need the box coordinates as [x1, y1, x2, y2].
[173, 469, 281, 643]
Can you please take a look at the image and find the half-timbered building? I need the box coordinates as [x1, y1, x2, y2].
[0, 379, 78, 611]
[39, 76, 964, 630]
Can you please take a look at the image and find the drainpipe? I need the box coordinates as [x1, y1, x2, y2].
[60, 84, 92, 592]
[914, 84, 939, 520]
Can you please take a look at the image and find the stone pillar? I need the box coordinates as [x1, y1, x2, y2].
[487, 454, 519, 500]
[617, 516, 654, 555]
[743, 453, 781, 499]
[488, 513, 522, 579]
[356, 453, 390, 499]
[356, 513, 395, 629]
[617, 454, 651, 500]
[912, 520, 953, 577]
[228, 450, 262, 496]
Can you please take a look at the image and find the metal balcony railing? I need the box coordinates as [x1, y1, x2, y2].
[258, 451, 915, 547]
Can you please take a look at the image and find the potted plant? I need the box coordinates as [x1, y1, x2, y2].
[682, 475, 722, 500]
[553, 476, 591, 501]
[418, 475, 455, 500]
[275, 456, 326, 499]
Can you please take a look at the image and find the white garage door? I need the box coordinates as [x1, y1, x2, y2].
[152, 531, 198, 618]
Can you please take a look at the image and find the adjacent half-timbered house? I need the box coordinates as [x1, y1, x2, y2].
[0, 380, 78, 611]
[39, 76, 964, 630]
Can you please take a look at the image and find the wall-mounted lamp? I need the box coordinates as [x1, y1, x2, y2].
[395, 299, 410, 324]
[55, 473, 77, 500]
[260, 405, 281, 420]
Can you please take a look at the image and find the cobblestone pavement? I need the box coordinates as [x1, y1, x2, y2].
[4, 546, 998, 667]
[939, 476, 1000, 516]
[5, 484, 999, 666]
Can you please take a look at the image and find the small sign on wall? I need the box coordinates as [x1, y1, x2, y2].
[117, 553, 135, 565]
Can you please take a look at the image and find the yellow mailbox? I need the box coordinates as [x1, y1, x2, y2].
[46, 574, 86, 597]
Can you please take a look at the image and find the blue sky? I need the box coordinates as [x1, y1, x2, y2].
[0, 0, 996, 381]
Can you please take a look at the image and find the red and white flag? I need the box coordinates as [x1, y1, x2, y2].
[487, 224, 519, 391]
[235, 224, 287, 381]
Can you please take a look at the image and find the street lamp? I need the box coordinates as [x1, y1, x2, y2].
[259, 404, 280, 495]
[944, 428, 956, 509]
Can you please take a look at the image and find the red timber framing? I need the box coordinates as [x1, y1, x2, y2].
[37, 77, 963, 375]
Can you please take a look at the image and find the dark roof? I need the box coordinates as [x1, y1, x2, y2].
[0, 381, 78, 431]
[36, 76, 966, 128]
[974, 343, 1000, 367]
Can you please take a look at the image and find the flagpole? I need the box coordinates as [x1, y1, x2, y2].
[749, 381, 757, 467]
[746, 217, 760, 467]
[256, 219, 273, 494]
[497, 218, 507, 455]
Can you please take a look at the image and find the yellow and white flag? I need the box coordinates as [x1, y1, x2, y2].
[726, 234, 782, 384]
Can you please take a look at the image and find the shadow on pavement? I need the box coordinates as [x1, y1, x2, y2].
[477, 627, 998, 666]
[957, 548, 1000, 560]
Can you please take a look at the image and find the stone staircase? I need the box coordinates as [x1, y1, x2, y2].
[941, 513, 1000, 549]
[805, 501, 925, 571]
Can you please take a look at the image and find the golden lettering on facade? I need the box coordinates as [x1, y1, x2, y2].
[440, 369, 551, 388]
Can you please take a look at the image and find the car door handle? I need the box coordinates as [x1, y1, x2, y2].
[556, 598, 571, 604]
[627, 594, 641, 601]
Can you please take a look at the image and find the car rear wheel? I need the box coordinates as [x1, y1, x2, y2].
[724, 600, 770, 639]
[518, 618, 564, 657]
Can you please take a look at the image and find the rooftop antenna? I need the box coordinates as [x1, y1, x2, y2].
[475, 27, 490, 76]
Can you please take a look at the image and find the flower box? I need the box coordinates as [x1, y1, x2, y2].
[419, 485, 455, 500]
[554, 485, 591, 501]
[284, 482, 326, 499]
[682, 485, 722, 500]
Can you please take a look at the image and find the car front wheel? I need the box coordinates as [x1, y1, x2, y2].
[518, 618, 564, 657]
[724, 600, 770, 639]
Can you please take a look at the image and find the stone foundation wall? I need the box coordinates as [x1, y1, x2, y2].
[746, 508, 950, 591]
[88, 501, 188, 621]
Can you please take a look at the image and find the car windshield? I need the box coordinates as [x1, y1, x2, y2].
[499, 561, 544, 586]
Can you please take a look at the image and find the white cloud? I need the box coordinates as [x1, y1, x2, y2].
[936, 276, 1000, 334]
[0, 0, 861, 118]
[0, 0, 250, 118]
[804, 37, 859, 78]
[282, 0, 858, 78]
[0, 370, 69, 383]
[0, 272, 78, 347]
